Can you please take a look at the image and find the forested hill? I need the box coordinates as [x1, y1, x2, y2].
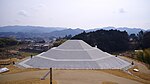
[72, 30, 129, 52]
[72, 30, 150, 53]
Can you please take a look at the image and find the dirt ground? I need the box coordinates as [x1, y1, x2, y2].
[0, 56, 150, 84]
[119, 56, 150, 74]
[0, 69, 144, 84]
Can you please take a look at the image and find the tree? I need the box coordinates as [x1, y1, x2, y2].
[129, 34, 138, 41]
[0, 38, 18, 47]
[64, 34, 72, 39]
[136, 49, 150, 65]
[53, 39, 67, 47]
[143, 31, 150, 49]
[137, 30, 144, 48]
[72, 30, 129, 53]
[128, 33, 138, 50]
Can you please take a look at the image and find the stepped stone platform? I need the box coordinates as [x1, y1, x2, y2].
[18, 40, 131, 69]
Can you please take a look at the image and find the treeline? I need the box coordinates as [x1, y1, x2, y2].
[0, 38, 18, 47]
[129, 31, 150, 49]
[142, 31, 150, 48]
[72, 30, 150, 53]
[52, 35, 72, 47]
[136, 49, 150, 66]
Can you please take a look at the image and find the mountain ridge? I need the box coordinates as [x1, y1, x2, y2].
[86, 27, 147, 35]
[0, 25, 66, 33]
[0, 26, 149, 38]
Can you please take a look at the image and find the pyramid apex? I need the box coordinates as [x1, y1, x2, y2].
[56, 40, 93, 50]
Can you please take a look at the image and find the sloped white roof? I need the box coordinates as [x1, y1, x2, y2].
[18, 40, 131, 69]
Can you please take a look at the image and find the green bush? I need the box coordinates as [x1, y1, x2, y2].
[136, 49, 150, 65]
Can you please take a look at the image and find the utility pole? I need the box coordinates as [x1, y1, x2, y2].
[50, 68, 52, 84]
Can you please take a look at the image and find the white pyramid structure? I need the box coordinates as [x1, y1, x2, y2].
[18, 40, 131, 69]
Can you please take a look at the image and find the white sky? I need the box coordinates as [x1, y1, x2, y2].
[0, 0, 150, 30]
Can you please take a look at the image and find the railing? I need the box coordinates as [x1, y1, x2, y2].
[41, 71, 50, 80]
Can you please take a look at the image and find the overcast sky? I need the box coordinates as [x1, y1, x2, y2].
[0, 0, 150, 30]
